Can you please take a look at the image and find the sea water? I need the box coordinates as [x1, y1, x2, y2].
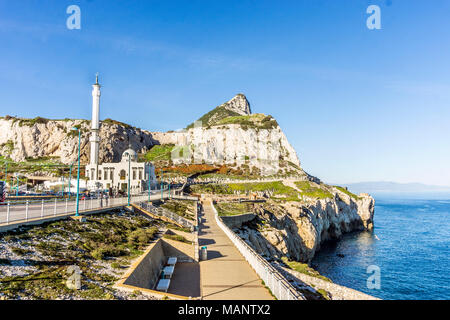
[311, 193, 450, 300]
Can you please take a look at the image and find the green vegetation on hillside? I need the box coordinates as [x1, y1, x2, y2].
[334, 186, 360, 200]
[215, 114, 278, 130]
[192, 181, 300, 202]
[159, 199, 196, 221]
[189, 183, 233, 195]
[294, 181, 333, 199]
[186, 105, 241, 129]
[215, 202, 254, 216]
[162, 233, 191, 244]
[281, 257, 331, 282]
[101, 118, 132, 129]
[16, 117, 49, 127]
[0, 140, 14, 155]
[0, 156, 73, 179]
[228, 181, 299, 201]
[142, 144, 174, 161]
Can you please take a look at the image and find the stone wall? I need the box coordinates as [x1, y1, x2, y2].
[123, 239, 165, 290]
[280, 267, 380, 300]
[221, 213, 257, 228]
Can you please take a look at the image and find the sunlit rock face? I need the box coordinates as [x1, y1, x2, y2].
[235, 190, 375, 263]
[0, 118, 158, 165]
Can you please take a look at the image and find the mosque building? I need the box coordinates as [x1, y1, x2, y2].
[85, 75, 156, 194]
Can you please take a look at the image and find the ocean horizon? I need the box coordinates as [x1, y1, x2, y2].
[312, 193, 450, 300]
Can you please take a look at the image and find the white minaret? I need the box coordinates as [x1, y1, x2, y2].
[89, 73, 101, 168]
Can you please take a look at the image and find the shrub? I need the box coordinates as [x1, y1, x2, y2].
[163, 234, 191, 244]
[127, 228, 157, 247]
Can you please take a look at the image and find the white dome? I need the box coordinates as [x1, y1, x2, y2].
[121, 148, 138, 162]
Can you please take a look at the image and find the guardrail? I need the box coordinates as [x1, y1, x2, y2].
[0, 183, 193, 226]
[137, 201, 195, 230]
[210, 200, 303, 300]
[171, 194, 199, 201]
[0, 194, 159, 225]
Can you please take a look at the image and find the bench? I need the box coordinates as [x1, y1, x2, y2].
[162, 265, 175, 279]
[156, 279, 170, 292]
[167, 257, 177, 266]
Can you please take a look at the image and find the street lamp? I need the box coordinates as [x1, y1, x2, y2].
[160, 169, 164, 201]
[71, 127, 82, 216]
[127, 152, 131, 206]
[14, 173, 19, 196]
[61, 175, 65, 197]
[148, 171, 151, 203]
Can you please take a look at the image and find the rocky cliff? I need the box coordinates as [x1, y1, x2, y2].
[229, 187, 374, 263]
[0, 117, 158, 165]
[0, 94, 302, 176]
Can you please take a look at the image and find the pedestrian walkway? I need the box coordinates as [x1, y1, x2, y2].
[199, 200, 274, 300]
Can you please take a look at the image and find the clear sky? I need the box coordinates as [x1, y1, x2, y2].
[0, 0, 449, 186]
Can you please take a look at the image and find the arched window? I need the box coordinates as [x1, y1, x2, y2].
[120, 170, 126, 180]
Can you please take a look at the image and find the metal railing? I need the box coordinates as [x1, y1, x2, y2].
[137, 201, 195, 230]
[210, 200, 303, 300]
[170, 194, 198, 201]
[0, 183, 193, 226]
[0, 194, 156, 225]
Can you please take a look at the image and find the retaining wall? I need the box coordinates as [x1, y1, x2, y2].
[220, 213, 256, 228]
[280, 267, 380, 300]
[123, 239, 165, 290]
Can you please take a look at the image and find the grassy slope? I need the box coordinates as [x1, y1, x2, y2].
[215, 202, 254, 216]
[294, 181, 333, 199]
[186, 105, 241, 129]
[215, 113, 278, 130]
[334, 186, 360, 200]
[160, 199, 196, 221]
[142, 144, 174, 162]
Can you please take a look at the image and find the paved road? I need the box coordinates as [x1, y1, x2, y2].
[198, 199, 274, 300]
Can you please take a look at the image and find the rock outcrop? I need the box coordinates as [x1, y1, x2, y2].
[0, 118, 159, 164]
[235, 189, 375, 263]
[222, 93, 251, 115]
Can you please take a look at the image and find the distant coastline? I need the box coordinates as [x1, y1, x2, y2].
[332, 181, 450, 197]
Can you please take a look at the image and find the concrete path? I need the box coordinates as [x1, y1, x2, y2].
[199, 200, 274, 300]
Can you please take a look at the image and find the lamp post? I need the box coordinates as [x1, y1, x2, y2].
[160, 169, 163, 201]
[71, 127, 82, 216]
[148, 171, 151, 203]
[61, 175, 64, 197]
[127, 153, 131, 206]
[68, 163, 73, 200]
[15, 174, 19, 196]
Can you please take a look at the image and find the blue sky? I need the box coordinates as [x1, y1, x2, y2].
[0, 0, 449, 186]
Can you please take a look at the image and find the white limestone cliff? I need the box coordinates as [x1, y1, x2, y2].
[235, 189, 375, 263]
[0, 94, 301, 175]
